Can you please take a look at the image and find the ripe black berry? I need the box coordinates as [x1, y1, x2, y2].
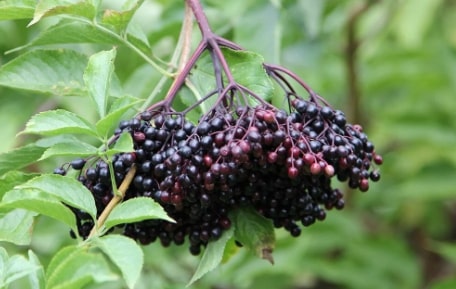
[70, 158, 86, 170]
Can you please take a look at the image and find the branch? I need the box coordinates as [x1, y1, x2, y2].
[345, 2, 375, 124]
[88, 165, 137, 238]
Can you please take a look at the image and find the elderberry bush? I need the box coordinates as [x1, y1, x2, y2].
[56, 89, 382, 254]
[52, 1, 382, 255]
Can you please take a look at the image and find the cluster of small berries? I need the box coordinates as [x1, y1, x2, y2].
[56, 94, 382, 255]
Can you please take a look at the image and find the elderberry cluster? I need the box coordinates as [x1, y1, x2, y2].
[57, 95, 382, 255]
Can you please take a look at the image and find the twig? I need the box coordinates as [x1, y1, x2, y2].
[88, 165, 137, 238]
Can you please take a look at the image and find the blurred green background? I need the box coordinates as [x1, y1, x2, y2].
[1, 0, 456, 288]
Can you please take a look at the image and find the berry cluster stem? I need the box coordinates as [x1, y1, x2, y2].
[148, 0, 252, 114]
[88, 165, 137, 238]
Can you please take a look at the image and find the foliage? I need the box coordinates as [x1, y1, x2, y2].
[0, 0, 455, 289]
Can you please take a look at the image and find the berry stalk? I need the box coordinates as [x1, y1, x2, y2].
[88, 165, 137, 238]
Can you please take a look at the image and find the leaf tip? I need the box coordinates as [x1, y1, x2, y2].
[261, 248, 274, 265]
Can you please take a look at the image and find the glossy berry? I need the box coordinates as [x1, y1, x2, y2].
[70, 158, 86, 170]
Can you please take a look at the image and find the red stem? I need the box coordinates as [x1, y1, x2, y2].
[186, 0, 213, 40]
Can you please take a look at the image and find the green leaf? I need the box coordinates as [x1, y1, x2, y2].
[2, 189, 77, 230]
[22, 109, 98, 137]
[39, 141, 99, 161]
[0, 0, 35, 20]
[0, 49, 88, 95]
[108, 95, 142, 114]
[46, 245, 117, 289]
[83, 49, 117, 119]
[0, 144, 45, 177]
[4, 254, 41, 287]
[101, 0, 144, 33]
[224, 49, 275, 99]
[27, 251, 45, 289]
[97, 235, 143, 289]
[221, 236, 240, 264]
[0, 171, 38, 199]
[22, 20, 121, 48]
[16, 174, 97, 220]
[190, 48, 275, 102]
[30, 0, 96, 26]
[106, 132, 133, 156]
[230, 206, 276, 264]
[104, 197, 174, 230]
[187, 226, 234, 286]
[0, 209, 36, 245]
[126, 22, 151, 54]
[96, 98, 141, 138]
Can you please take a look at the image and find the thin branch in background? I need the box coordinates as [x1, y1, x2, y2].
[345, 2, 373, 125]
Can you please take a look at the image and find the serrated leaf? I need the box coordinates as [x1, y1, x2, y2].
[0, 144, 45, 175]
[0, 0, 35, 20]
[22, 20, 121, 48]
[0, 144, 45, 177]
[101, 0, 144, 33]
[22, 109, 98, 137]
[0, 49, 88, 95]
[16, 174, 97, 220]
[27, 251, 45, 289]
[30, 0, 96, 26]
[46, 245, 117, 289]
[2, 189, 77, 230]
[230, 206, 275, 264]
[39, 141, 99, 161]
[106, 132, 133, 156]
[4, 254, 41, 287]
[97, 235, 143, 289]
[0, 171, 38, 199]
[104, 197, 174, 230]
[187, 226, 234, 286]
[96, 98, 141, 138]
[0, 209, 37, 245]
[84, 49, 117, 119]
